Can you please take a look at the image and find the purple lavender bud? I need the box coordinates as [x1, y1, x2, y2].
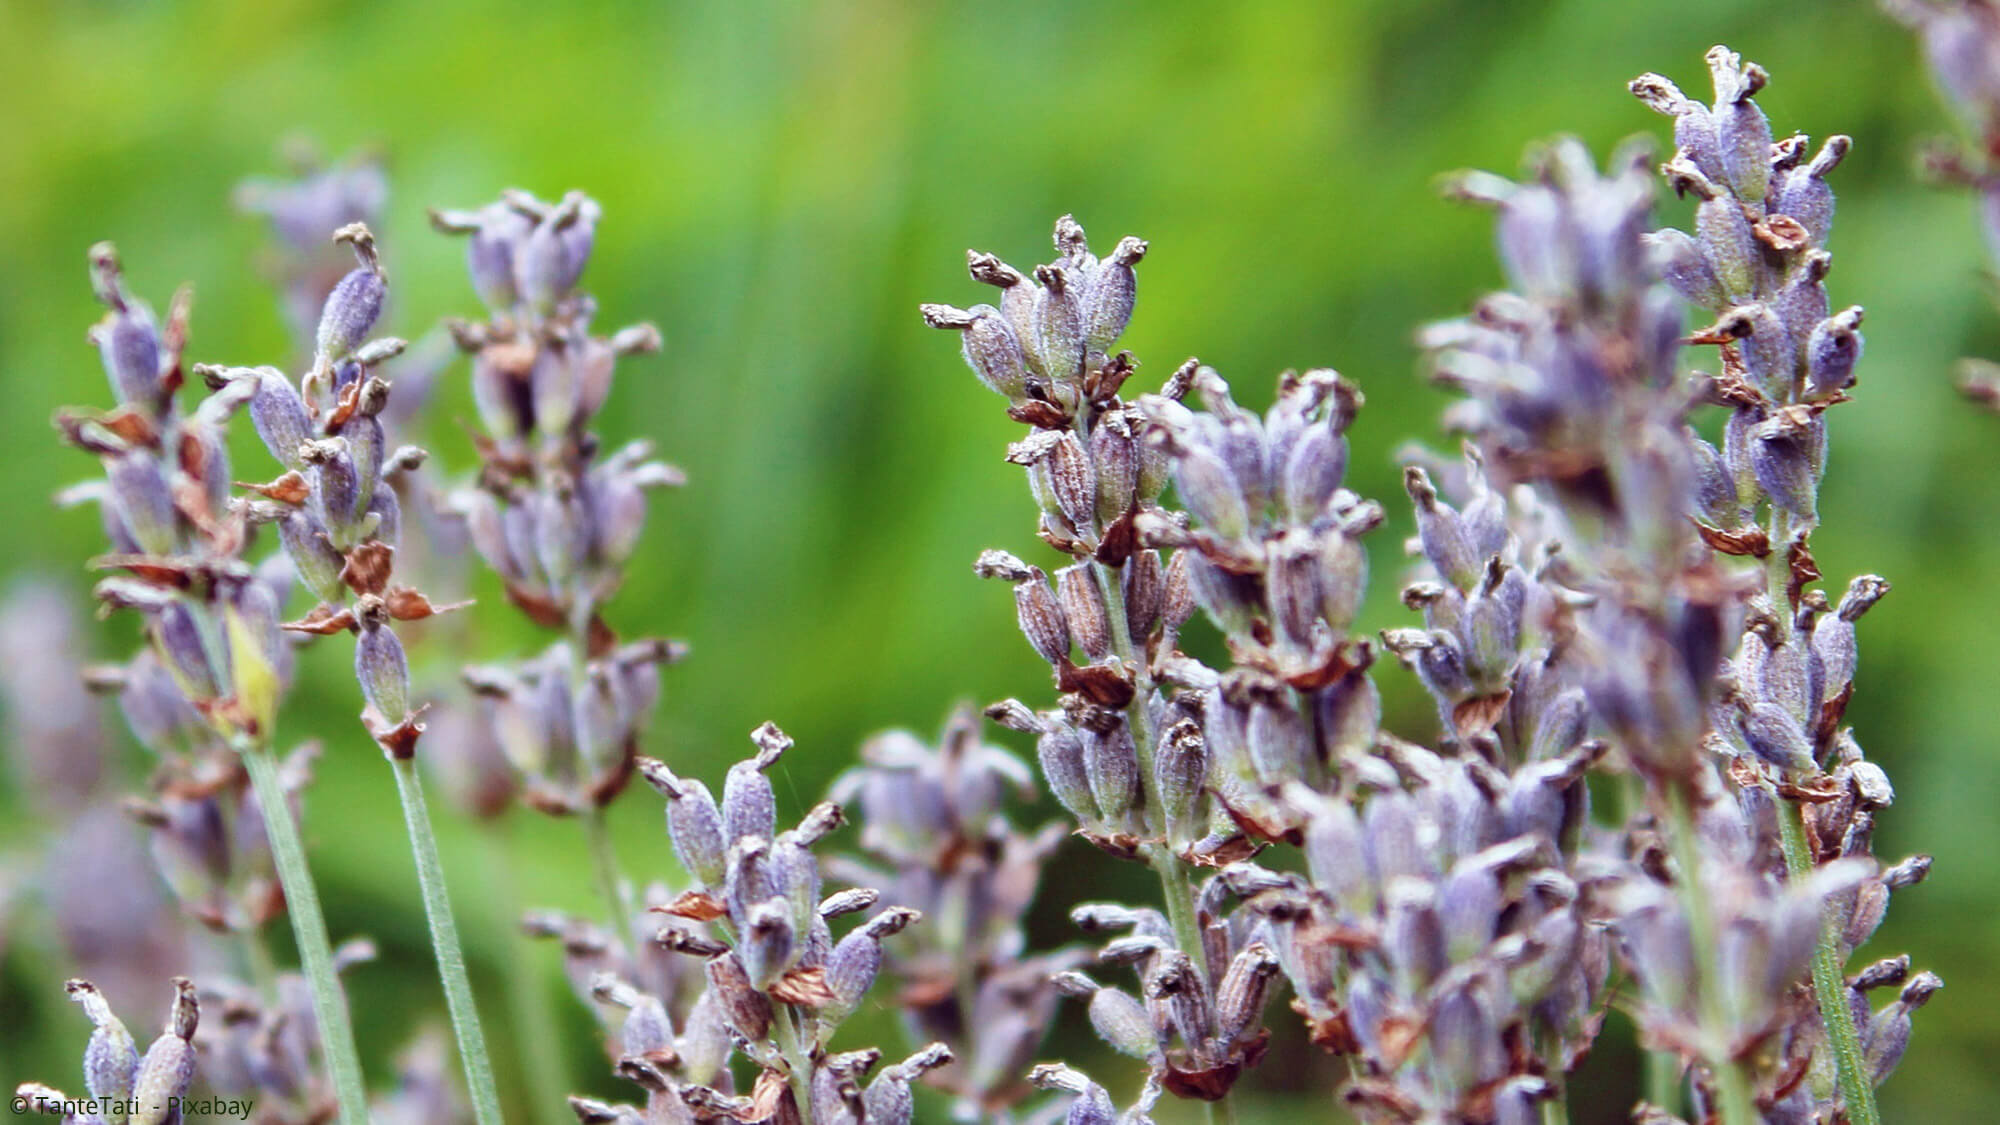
[95, 303, 163, 409]
[1690, 433, 1739, 524]
[469, 350, 526, 441]
[1044, 431, 1099, 535]
[531, 340, 587, 438]
[1751, 408, 1821, 522]
[154, 601, 220, 701]
[1670, 158, 1757, 300]
[66, 980, 139, 1106]
[1173, 443, 1251, 541]
[1088, 986, 1156, 1060]
[130, 978, 198, 1125]
[1632, 72, 1722, 180]
[924, 303, 1031, 398]
[1775, 251, 1833, 351]
[1804, 306, 1865, 401]
[1184, 551, 1260, 636]
[1124, 548, 1165, 640]
[107, 451, 178, 556]
[1037, 725, 1097, 823]
[1775, 135, 1850, 245]
[1080, 235, 1144, 352]
[1865, 971, 1942, 1084]
[1028, 264, 1086, 381]
[739, 897, 797, 989]
[1442, 986, 1510, 1099]
[502, 497, 547, 589]
[1266, 530, 1323, 649]
[1155, 720, 1208, 849]
[702, 953, 771, 1041]
[1739, 700, 1816, 774]
[1721, 303, 1799, 401]
[1706, 46, 1773, 203]
[1406, 467, 1480, 587]
[1247, 697, 1312, 785]
[723, 725, 788, 843]
[769, 833, 821, 936]
[1215, 943, 1280, 1044]
[1082, 718, 1140, 823]
[1815, 575, 1888, 693]
[1464, 560, 1526, 685]
[441, 203, 531, 310]
[1091, 413, 1142, 521]
[859, 1048, 945, 1125]
[533, 477, 588, 589]
[514, 194, 598, 310]
[1057, 564, 1112, 662]
[1280, 421, 1348, 524]
[278, 508, 347, 605]
[1162, 548, 1197, 632]
[355, 598, 411, 726]
[1646, 228, 1726, 311]
[1146, 951, 1214, 1057]
[301, 437, 364, 546]
[316, 240, 386, 367]
[368, 485, 402, 548]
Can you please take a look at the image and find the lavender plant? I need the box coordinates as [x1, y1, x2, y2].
[193, 220, 505, 1125]
[432, 190, 676, 929]
[920, 44, 1937, 1125]
[50, 243, 371, 1123]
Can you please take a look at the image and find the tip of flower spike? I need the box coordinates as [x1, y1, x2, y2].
[1629, 72, 1690, 115]
[920, 303, 976, 330]
[1705, 44, 1767, 104]
[1437, 169, 1517, 206]
[87, 242, 127, 311]
[332, 222, 379, 270]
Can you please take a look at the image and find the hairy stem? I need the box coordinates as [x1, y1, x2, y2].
[770, 1004, 817, 1124]
[1777, 793, 1879, 1125]
[391, 756, 505, 1125]
[239, 740, 370, 1125]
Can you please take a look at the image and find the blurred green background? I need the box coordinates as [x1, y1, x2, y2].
[1, 0, 1993, 1121]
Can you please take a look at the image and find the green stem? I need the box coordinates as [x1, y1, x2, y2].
[239, 742, 370, 1125]
[584, 807, 636, 944]
[1539, 1090, 1570, 1125]
[770, 1004, 817, 1124]
[1644, 1048, 1681, 1116]
[240, 927, 279, 1001]
[482, 823, 571, 1125]
[390, 756, 505, 1125]
[1660, 786, 1758, 1125]
[1776, 793, 1878, 1125]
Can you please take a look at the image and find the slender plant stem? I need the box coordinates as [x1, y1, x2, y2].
[239, 742, 370, 1125]
[240, 927, 279, 1001]
[481, 823, 571, 1125]
[584, 806, 636, 944]
[770, 1004, 817, 1124]
[1776, 793, 1878, 1125]
[1540, 1092, 1570, 1125]
[1644, 1047, 1681, 1116]
[390, 756, 505, 1125]
[1659, 785, 1757, 1125]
